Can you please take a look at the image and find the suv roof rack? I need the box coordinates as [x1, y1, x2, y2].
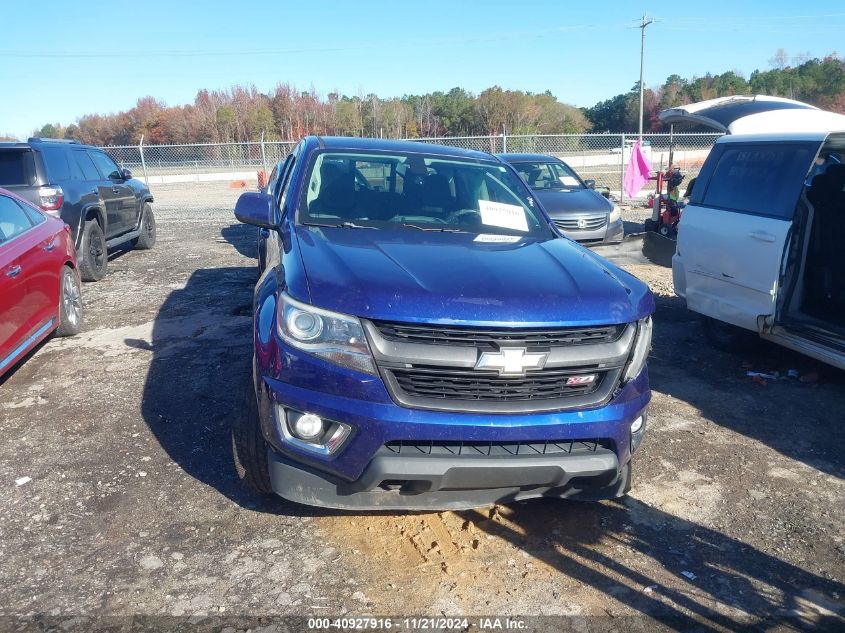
[27, 137, 81, 144]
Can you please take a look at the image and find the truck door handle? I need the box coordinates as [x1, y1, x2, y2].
[6, 265, 22, 277]
[748, 231, 776, 243]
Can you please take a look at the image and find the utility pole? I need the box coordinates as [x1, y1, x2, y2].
[637, 15, 654, 139]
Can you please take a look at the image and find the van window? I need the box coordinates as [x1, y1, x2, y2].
[701, 143, 816, 219]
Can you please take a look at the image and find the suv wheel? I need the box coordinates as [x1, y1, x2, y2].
[133, 203, 157, 250]
[700, 316, 758, 352]
[231, 382, 274, 494]
[55, 266, 83, 336]
[78, 219, 107, 282]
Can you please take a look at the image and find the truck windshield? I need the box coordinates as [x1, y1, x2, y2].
[298, 150, 553, 237]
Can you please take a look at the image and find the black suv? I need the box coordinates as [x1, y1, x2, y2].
[0, 138, 156, 281]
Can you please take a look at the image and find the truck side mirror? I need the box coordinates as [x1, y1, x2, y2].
[234, 192, 276, 229]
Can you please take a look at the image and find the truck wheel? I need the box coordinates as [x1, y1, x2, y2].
[231, 385, 274, 494]
[55, 266, 83, 337]
[700, 316, 757, 352]
[78, 219, 107, 282]
[133, 203, 156, 250]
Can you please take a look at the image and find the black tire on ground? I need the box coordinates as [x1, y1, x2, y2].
[133, 203, 156, 250]
[700, 315, 758, 352]
[55, 266, 83, 337]
[78, 219, 107, 282]
[231, 383, 274, 494]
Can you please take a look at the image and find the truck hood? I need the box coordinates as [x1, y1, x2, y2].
[294, 227, 653, 326]
[532, 188, 612, 217]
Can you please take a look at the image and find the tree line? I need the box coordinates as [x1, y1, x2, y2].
[587, 52, 845, 132]
[18, 52, 845, 146]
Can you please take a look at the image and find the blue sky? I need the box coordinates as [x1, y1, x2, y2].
[2, 0, 844, 138]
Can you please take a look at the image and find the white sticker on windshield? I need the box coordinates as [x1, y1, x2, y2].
[473, 234, 522, 243]
[559, 176, 580, 186]
[478, 200, 529, 232]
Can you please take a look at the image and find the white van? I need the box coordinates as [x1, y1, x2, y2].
[666, 96, 845, 370]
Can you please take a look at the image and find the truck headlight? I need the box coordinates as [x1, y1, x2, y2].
[622, 316, 652, 382]
[277, 293, 377, 375]
[608, 205, 622, 224]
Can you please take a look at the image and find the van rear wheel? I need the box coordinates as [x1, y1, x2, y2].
[700, 316, 758, 352]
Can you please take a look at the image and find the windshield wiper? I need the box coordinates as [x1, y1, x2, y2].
[303, 221, 378, 229]
[402, 223, 469, 233]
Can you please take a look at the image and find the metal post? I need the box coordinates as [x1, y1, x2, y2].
[138, 134, 149, 186]
[502, 124, 507, 153]
[619, 133, 625, 202]
[667, 124, 674, 170]
[638, 15, 653, 140]
[260, 132, 268, 173]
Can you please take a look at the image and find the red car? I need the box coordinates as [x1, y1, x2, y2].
[0, 188, 82, 378]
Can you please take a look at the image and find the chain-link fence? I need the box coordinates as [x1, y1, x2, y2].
[103, 133, 721, 200]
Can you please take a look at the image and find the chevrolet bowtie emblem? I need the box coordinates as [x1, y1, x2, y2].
[475, 347, 549, 375]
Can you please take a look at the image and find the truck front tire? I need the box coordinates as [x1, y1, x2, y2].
[231, 385, 274, 494]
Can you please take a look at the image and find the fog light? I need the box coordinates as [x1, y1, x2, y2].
[630, 416, 644, 434]
[292, 412, 323, 440]
[276, 405, 353, 455]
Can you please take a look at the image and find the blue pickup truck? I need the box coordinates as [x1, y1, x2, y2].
[232, 137, 654, 510]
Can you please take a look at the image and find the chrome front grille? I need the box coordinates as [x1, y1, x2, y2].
[553, 215, 608, 231]
[363, 320, 635, 414]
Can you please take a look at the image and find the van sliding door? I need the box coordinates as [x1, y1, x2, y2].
[676, 141, 819, 332]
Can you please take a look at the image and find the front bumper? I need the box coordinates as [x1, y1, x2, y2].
[255, 348, 650, 509]
[268, 448, 631, 510]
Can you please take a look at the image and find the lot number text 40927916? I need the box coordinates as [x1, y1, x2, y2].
[307, 617, 527, 630]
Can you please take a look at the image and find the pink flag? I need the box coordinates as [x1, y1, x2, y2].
[623, 141, 651, 198]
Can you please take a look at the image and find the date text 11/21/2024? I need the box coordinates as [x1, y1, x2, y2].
[306, 617, 527, 630]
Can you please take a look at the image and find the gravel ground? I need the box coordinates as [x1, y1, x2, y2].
[0, 182, 843, 632]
